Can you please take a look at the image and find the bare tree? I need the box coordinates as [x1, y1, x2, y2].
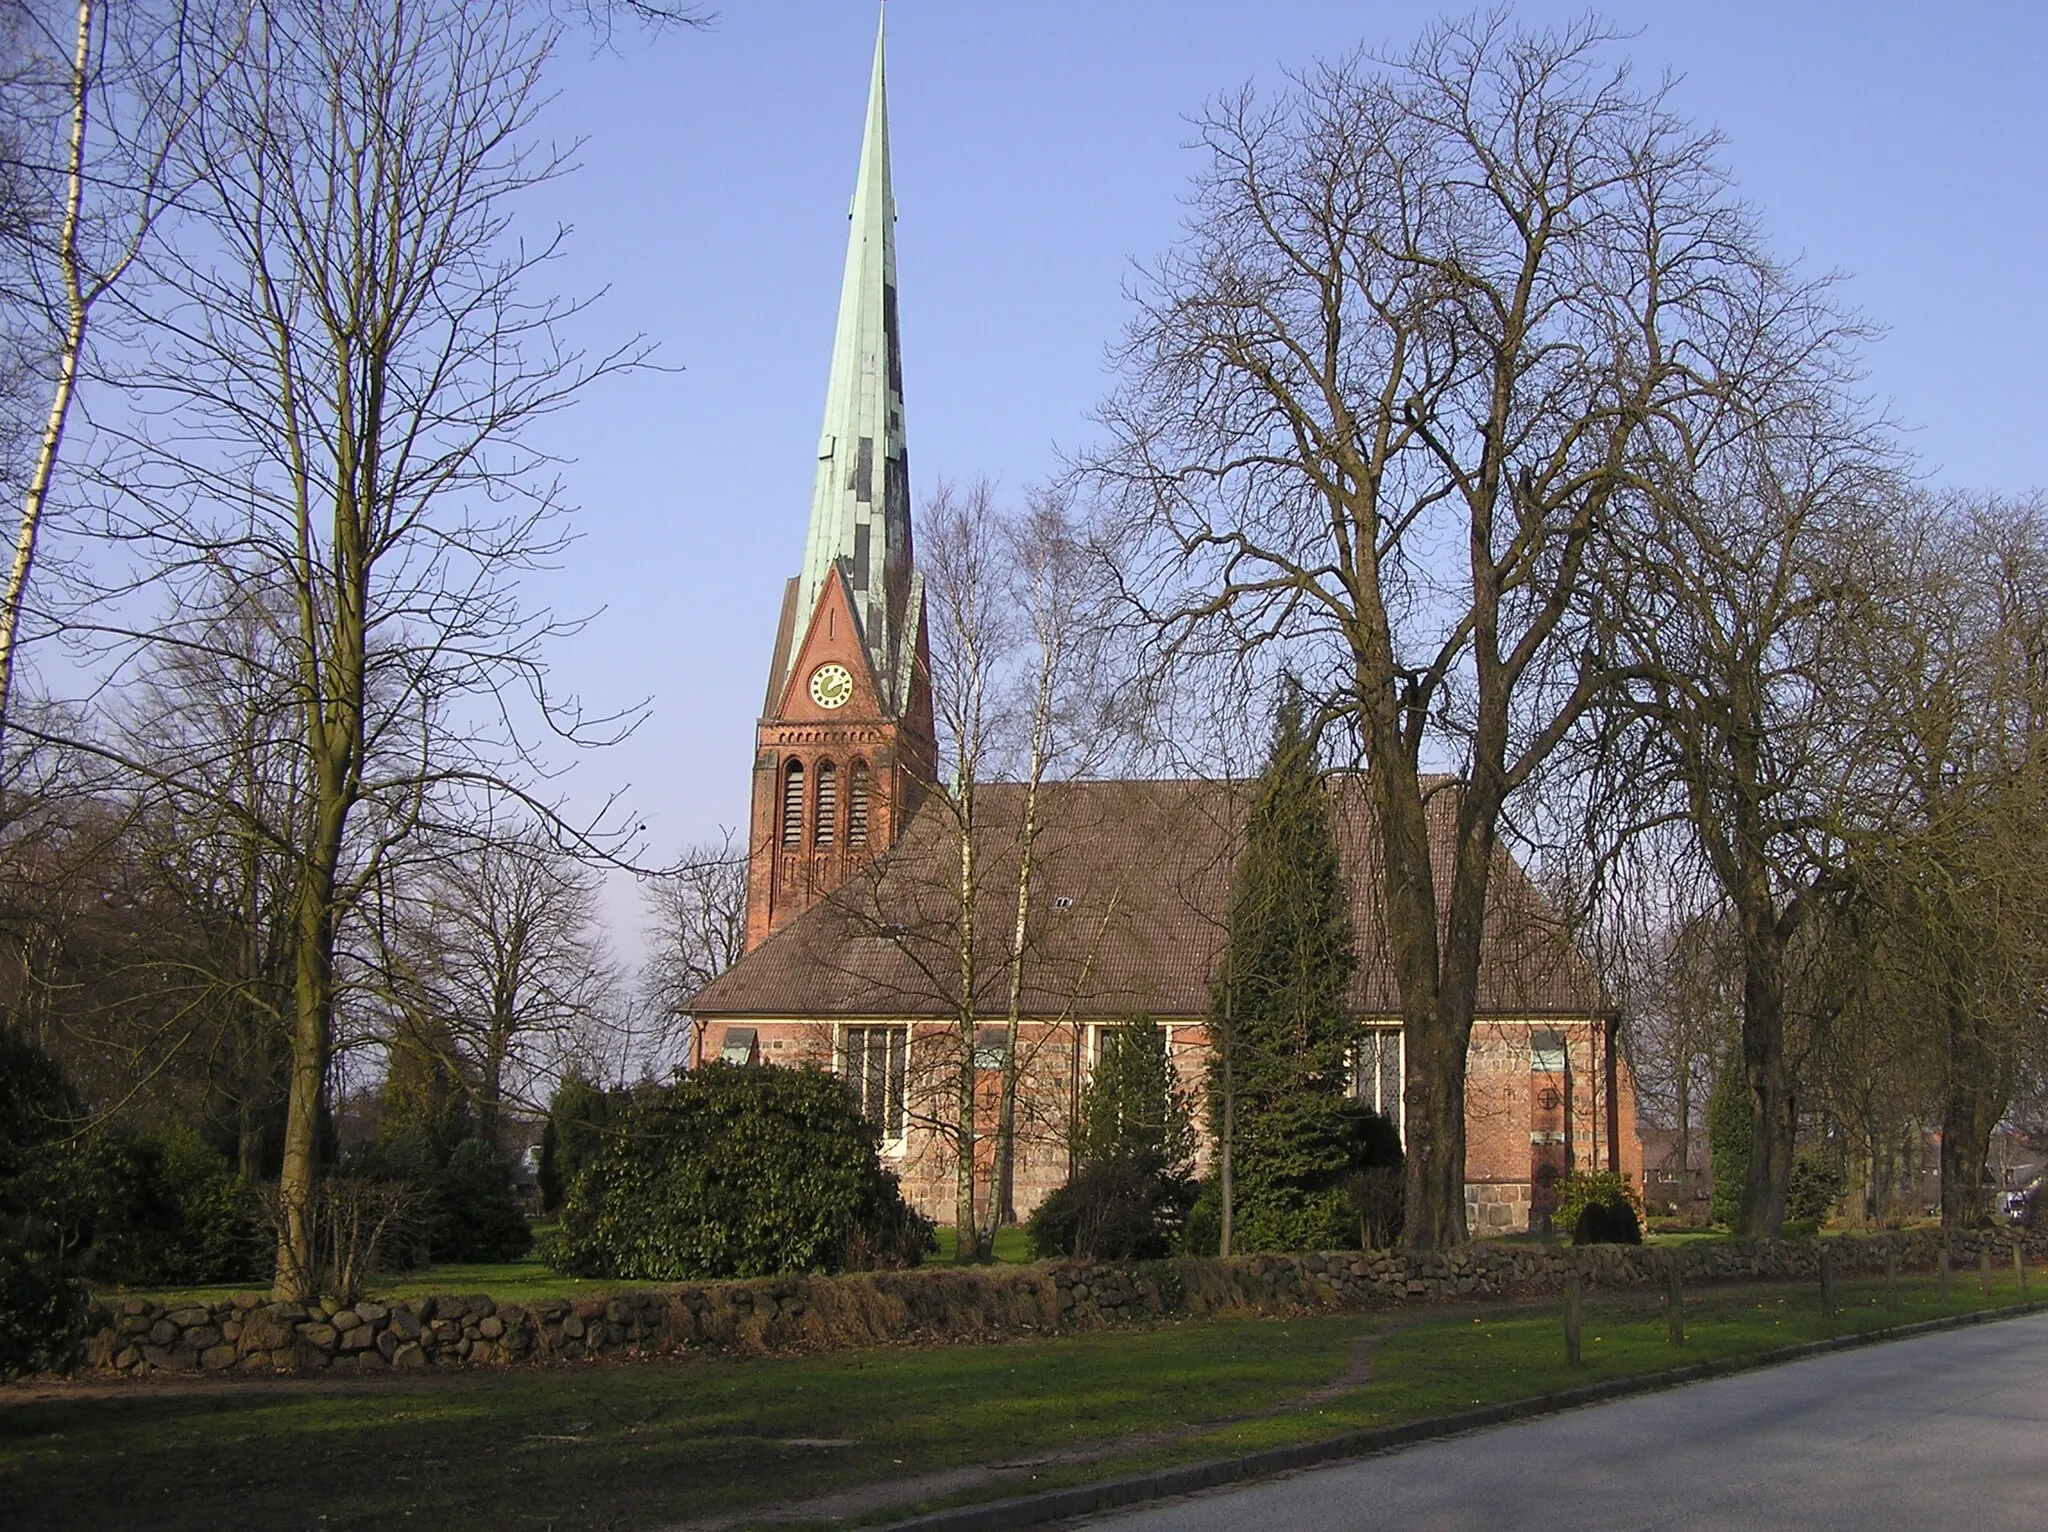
[0, 0, 209, 763]
[87, 0, 641, 1298]
[980, 488, 1130, 1243]
[1090, 16, 1856, 1248]
[1846, 496, 2048, 1226]
[639, 833, 747, 1064]
[918, 477, 1016, 1259]
[1589, 379, 1888, 1234]
[1623, 907, 1736, 1217]
[371, 826, 618, 1154]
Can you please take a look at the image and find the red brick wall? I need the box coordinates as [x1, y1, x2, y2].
[699, 1014, 1644, 1239]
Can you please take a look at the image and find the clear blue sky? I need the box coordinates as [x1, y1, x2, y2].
[512, 2, 2047, 938]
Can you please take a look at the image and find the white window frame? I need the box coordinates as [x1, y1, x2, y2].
[839, 1023, 909, 1150]
[1351, 1028, 1404, 1144]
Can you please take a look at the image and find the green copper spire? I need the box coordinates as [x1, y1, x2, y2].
[795, 12, 915, 706]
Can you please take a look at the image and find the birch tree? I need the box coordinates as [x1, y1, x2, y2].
[918, 478, 1014, 1260]
[0, 0, 207, 763]
[980, 490, 1125, 1244]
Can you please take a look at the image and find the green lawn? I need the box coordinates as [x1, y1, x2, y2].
[930, 1224, 1036, 1265]
[102, 1225, 1040, 1310]
[91, 1258, 636, 1310]
[5, 1269, 2035, 1532]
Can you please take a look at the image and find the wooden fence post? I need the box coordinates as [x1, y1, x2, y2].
[1666, 1259, 1685, 1346]
[1884, 1246, 1899, 1312]
[1939, 1242, 1951, 1306]
[1564, 1269, 1582, 1367]
[2015, 1237, 2027, 1294]
[1981, 1241, 1993, 1296]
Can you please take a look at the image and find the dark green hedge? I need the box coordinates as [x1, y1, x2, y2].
[543, 1063, 932, 1280]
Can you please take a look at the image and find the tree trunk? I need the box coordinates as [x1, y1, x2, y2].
[1218, 1037, 1234, 1258]
[275, 791, 345, 1300]
[481, 1030, 507, 1155]
[1940, 1002, 2008, 1228]
[1738, 916, 1795, 1238]
[1604, 1013, 1621, 1174]
[985, 719, 1046, 1245]
[1674, 1059, 1692, 1215]
[1397, 769, 1497, 1252]
[953, 792, 979, 1262]
[0, 0, 94, 764]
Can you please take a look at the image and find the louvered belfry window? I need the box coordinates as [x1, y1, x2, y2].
[848, 761, 871, 845]
[781, 759, 805, 847]
[815, 760, 838, 845]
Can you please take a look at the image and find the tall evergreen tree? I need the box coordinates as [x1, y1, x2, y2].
[1210, 687, 1360, 1252]
[1078, 1017, 1195, 1178]
[1707, 1049, 1753, 1229]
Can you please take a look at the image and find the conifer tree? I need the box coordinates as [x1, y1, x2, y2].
[1209, 687, 1360, 1252]
[1707, 1050, 1753, 1229]
[1077, 1017, 1195, 1178]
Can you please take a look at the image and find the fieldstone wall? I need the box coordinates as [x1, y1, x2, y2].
[85, 1226, 2048, 1380]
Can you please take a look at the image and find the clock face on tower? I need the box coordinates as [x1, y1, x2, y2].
[809, 662, 854, 710]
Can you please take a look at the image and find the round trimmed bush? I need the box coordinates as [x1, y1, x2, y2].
[1571, 1198, 1643, 1245]
[544, 1063, 932, 1279]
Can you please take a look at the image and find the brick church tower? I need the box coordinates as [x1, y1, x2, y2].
[746, 18, 934, 951]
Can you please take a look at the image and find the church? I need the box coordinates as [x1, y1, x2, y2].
[684, 22, 1642, 1238]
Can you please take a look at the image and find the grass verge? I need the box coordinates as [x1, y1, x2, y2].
[3, 1269, 2035, 1532]
[105, 1226, 1037, 1309]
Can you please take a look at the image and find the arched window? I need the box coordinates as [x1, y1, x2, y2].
[780, 759, 805, 847]
[815, 760, 838, 846]
[848, 760, 871, 846]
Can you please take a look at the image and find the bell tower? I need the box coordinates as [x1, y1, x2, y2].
[746, 15, 934, 951]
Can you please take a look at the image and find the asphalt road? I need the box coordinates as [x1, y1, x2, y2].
[1081, 1312, 2048, 1532]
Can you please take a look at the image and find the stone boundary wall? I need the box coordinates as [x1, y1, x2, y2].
[85, 1227, 2048, 1380]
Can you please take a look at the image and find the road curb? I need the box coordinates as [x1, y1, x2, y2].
[881, 1295, 2048, 1532]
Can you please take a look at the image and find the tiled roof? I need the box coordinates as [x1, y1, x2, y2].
[688, 776, 1604, 1021]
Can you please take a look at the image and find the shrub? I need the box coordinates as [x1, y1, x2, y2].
[538, 1071, 613, 1213]
[0, 1030, 83, 1169]
[357, 1130, 530, 1267]
[1342, 1164, 1405, 1249]
[1787, 1154, 1846, 1225]
[433, 1139, 532, 1264]
[1, 1033, 263, 1287]
[1552, 1168, 1646, 1236]
[1076, 1017, 1196, 1178]
[544, 1062, 932, 1279]
[0, 1217, 89, 1380]
[1032, 1018, 1199, 1261]
[1180, 1103, 1402, 1257]
[81, 1126, 267, 1288]
[1571, 1198, 1643, 1245]
[1206, 688, 1361, 1256]
[259, 1170, 433, 1308]
[1027, 1161, 1197, 1261]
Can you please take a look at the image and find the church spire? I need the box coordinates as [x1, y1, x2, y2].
[795, 11, 913, 705]
[745, 11, 934, 952]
